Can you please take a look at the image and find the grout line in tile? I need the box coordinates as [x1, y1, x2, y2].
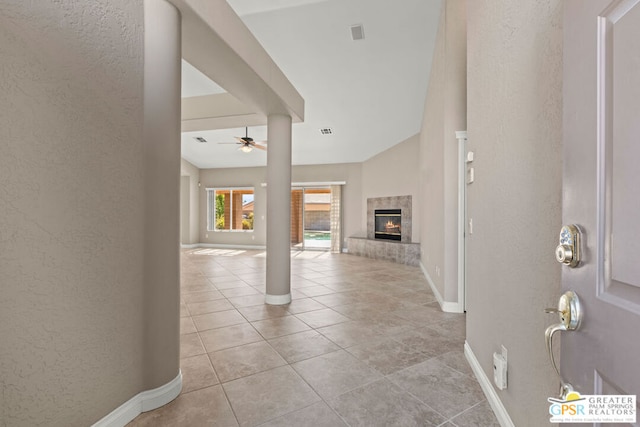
[442, 398, 488, 426]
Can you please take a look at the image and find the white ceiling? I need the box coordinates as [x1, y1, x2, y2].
[181, 0, 442, 169]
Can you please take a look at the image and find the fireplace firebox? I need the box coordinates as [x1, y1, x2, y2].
[374, 209, 401, 241]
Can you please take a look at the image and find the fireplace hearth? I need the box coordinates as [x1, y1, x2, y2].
[375, 209, 401, 241]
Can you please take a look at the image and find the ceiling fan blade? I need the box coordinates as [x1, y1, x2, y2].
[252, 144, 267, 151]
[234, 136, 246, 143]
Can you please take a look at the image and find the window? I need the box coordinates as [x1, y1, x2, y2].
[207, 188, 254, 231]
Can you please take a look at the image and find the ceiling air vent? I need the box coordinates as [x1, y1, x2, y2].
[319, 128, 333, 135]
[194, 136, 207, 143]
[350, 24, 365, 41]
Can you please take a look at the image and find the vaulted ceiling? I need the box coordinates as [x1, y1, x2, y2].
[180, 0, 442, 169]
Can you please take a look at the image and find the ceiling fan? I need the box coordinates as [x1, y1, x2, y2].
[218, 127, 267, 153]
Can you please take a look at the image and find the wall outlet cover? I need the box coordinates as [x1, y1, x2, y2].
[493, 352, 508, 390]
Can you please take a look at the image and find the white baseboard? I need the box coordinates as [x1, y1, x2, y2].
[92, 370, 182, 427]
[186, 243, 266, 250]
[180, 243, 199, 249]
[464, 342, 515, 427]
[419, 262, 463, 313]
[265, 293, 292, 305]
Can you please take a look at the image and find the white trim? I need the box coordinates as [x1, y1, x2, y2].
[204, 186, 254, 191]
[180, 243, 199, 249]
[260, 181, 346, 187]
[92, 370, 182, 427]
[455, 130, 468, 140]
[464, 342, 515, 427]
[192, 243, 266, 250]
[442, 300, 463, 313]
[456, 130, 468, 313]
[265, 293, 292, 305]
[419, 262, 463, 313]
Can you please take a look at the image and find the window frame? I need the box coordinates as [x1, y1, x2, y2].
[206, 187, 255, 232]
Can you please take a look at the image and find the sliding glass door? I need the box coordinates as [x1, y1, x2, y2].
[291, 187, 333, 251]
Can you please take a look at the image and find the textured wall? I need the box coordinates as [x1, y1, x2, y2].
[198, 163, 362, 248]
[361, 134, 420, 243]
[181, 158, 201, 244]
[465, 0, 563, 425]
[0, 1, 146, 425]
[418, 0, 467, 303]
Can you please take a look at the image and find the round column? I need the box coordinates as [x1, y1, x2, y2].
[265, 114, 292, 305]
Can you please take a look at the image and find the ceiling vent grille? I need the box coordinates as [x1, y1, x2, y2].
[319, 128, 333, 135]
[350, 24, 365, 41]
[194, 136, 207, 143]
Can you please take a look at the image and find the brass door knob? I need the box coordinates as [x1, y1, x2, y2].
[544, 291, 583, 399]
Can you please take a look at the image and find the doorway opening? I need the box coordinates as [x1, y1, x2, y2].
[291, 187, 335, 251]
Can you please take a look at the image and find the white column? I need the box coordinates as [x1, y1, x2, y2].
[266, 114, 292, 305]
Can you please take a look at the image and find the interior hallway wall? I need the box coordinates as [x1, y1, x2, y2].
[418, 0, 467, 306]
[0, 1, 180, 424]
[465, 0, 563, 424]
[181, 158, 201, 245]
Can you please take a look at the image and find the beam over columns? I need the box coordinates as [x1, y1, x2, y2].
[266, 114, 292, 305]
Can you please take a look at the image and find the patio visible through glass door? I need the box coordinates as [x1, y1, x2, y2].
[291, 187, 332, 250]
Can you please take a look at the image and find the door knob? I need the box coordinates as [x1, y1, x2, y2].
[555, 225, 581, 267]
[545, 291, 583, 398]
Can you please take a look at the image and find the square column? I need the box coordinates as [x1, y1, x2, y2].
[266, 114, 292, 305]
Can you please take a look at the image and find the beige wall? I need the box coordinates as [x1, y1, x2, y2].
[198, 163, 362, 248]
[0, 1, 180, 424]
[418, 0, 467, 304]
[142, 0, 181, 390]
[465, 0, 563, 425]
[181, 158, 201, 244]
[361, 134, 421, 243]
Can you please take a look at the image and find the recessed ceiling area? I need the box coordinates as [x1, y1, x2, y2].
[180, 0, 442, 169]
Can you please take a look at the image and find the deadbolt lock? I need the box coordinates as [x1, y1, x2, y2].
[556, 225, 580, 267]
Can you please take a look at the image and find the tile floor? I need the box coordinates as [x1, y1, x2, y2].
[128, 248, 499, 427]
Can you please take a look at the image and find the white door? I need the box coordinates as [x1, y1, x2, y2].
[561, 0, 640, 416]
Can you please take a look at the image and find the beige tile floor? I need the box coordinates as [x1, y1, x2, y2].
[128, 248, 499, 427]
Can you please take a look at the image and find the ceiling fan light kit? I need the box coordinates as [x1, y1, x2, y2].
[218, 127, 267, 153]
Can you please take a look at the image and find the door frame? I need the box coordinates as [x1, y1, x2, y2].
[288, 182, 344, 251]
[456, 130, 468, 312]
